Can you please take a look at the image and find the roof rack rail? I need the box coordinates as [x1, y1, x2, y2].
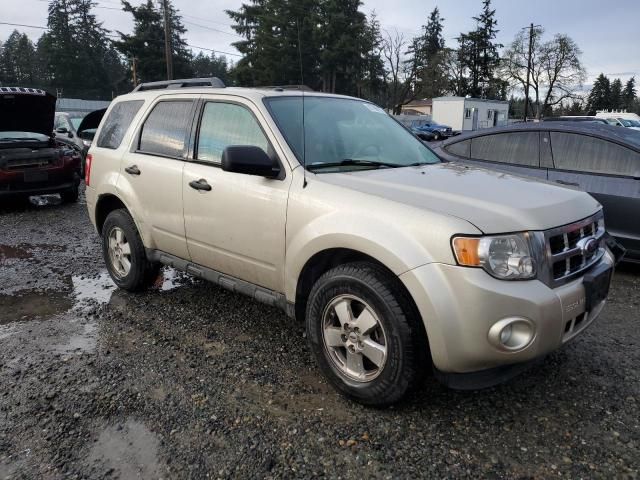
[133, 77, 225, 92]
[257, 85, 313, 92]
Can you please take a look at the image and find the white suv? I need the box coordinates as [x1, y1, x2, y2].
[86, 78, 616, 405]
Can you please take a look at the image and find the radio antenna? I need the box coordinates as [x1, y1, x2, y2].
[296, 18, 308, 188]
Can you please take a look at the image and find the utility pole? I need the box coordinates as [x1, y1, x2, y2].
[162, 0, 173, 80]
[523, 23, 534, 122]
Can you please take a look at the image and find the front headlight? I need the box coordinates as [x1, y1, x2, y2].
[82, 139, 92, 147]
[452, 233, 536, 280]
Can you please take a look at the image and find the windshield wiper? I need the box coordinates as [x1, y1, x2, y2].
[307, 159, 403, 171]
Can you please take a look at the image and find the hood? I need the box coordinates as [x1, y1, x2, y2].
[316, 162, 601, 234]
[0, 88, 56, 136]
[77, 108, 107, 135]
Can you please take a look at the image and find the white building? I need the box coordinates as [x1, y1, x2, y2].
[432, 96, 509, 131]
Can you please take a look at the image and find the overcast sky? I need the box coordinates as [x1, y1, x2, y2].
[2, 0, 639, 87]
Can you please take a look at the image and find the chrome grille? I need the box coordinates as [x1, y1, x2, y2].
[541, 212, 605, 287]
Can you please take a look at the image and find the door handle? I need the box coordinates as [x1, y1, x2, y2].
[189, 178, 212, 191]
[125, 165, 141, 176]
[555, 179, 579, 187]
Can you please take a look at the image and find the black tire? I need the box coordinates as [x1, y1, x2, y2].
[432, 132, 440, 141]
[101, 209, 160, 291]
[306, 262, 428, 406]
[60, 183, 79, 203]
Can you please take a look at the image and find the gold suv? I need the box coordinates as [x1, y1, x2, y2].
[86, 78, 615, 405]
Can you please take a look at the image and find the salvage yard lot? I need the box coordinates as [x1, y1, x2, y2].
[0, 190, 639, 479]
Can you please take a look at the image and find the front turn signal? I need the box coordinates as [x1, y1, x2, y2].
[452, 237, 481, 266]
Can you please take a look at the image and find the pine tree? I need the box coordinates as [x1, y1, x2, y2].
[413, 7, 448, 98]
[115, 0, 193, 83]
[610, 78, 623, 110]
[0, 31, 40, 86]
[622, 77, 636, 111]
[191, 51, 230, 84]
[586, 73, 611, 114]
[227, 0, 321, 88]
[458, 0, 502, 98]
[357, 13, 386, 103]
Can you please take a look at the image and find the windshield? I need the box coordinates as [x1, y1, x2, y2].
[619, 119, 634, 127]
[70, 116, 85, 130]
[265, 96, 440, 172]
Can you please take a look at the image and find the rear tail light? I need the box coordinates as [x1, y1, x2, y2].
[85, 153, 92, 186]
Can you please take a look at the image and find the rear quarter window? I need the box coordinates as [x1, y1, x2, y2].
[96, 100, 144, 149]
[470, 132, 540, 167]
[444, 139, 470, 158]
[550, 132, 640, 176]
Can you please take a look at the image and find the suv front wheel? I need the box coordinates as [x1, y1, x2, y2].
[306, 262, 427, 406]
[102, 209, 159, 291]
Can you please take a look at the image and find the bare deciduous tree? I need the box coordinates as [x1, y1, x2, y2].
[381, 30, 417, 114]
[500, 28, 586, 118]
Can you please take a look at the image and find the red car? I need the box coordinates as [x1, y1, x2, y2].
[0, 87, 82, 202]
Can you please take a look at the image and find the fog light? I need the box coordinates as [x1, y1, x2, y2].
[500, 324, 513, 344]
[488, 317, 535, 351]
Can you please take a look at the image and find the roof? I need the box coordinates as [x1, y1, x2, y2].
[432, 96, 509, 105]
[403, 99, 432, 107]
[442, 121, 640, 151]
[110, 86, 360, 104]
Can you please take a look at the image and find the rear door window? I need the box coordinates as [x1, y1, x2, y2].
[138, 100, 194, 158]
[470, 132, 540, 166]
[550, 132, 640, 177]
[96, 100, 144, 149]
[444, 139, 470, 158]
[196, 102, 269, 164]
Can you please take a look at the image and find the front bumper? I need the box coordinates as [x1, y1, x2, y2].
[399, 249, 614, 376]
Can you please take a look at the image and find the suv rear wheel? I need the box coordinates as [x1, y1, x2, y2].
[102, 209, 159, 291]
[306, 262, 426, 406]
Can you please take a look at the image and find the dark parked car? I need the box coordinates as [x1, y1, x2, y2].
[0, 87, 82, 202]
[54, 111, 88, 153]
[410, 126, 436, 141]
[411, 120, 453, 140]
[433, 122, 640, 261]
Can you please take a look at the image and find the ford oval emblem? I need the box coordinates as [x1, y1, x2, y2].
[577, 237, 598, 256]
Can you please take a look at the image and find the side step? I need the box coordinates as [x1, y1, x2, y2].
[147, 249, 294, 317]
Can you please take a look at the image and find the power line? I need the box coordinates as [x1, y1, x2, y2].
[0, 21, 47, 30]
[0, 20, 242, 58]
[182, 20, 241, 38]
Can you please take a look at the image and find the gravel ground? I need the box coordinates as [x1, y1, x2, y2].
[0, 187, 638, 479]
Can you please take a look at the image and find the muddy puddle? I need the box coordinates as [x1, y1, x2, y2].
[0, 267, 193, 327]
[0, 290, 73, 325]
[153, 267, 193, 291]
[0, 245, 32, 262]
[72, 271, 118, 311]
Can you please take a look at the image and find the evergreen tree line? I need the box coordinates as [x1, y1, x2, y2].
[0, 0, 232, 99]
[227, 0, 508, 112]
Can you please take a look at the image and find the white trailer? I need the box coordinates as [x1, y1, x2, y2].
[432, 96, 510, 131]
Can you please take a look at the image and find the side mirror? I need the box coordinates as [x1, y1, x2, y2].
[221, 145, 280, 178]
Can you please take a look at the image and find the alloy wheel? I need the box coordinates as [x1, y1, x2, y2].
[107, 226, 132, 278]
[321, 294, 388, 382]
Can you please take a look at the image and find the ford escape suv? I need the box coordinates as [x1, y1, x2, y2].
[86, 78, 616, 405]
